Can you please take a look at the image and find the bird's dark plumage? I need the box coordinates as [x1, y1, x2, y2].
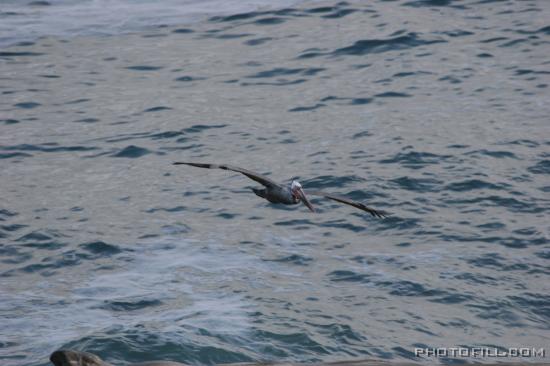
[173, 162, 277, 188]
[305, 190, 387, 218]
[173, 162, 387, 218]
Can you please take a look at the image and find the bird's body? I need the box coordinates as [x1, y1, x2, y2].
[252, 186, 296, 204]
[173, 162, 387, 218]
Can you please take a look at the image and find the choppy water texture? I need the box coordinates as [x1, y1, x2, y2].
[1, 0, 549, 365]
[0, 0, 313, 48]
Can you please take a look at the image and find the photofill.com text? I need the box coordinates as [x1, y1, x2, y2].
[414, 347, 545, 358]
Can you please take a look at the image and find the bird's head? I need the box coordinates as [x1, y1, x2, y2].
[291, 180, 315, 212]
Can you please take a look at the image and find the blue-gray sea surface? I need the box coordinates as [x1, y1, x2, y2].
[1, 0, 549, 365]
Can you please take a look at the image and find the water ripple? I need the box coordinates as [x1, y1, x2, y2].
[299, 32, 445, 58]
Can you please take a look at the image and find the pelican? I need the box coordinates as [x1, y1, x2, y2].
[173, 162, 388, 218]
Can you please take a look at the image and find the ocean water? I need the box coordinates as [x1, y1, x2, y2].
[1, 0, 549, 365]
[0, 0, 313, 48]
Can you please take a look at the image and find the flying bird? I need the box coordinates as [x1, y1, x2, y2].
[173, 162, 388, 218]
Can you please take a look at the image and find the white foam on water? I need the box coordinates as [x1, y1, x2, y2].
[0, 236, 267, 365]
[95, 237, 257, 332]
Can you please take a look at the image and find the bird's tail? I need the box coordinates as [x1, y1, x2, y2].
[251, 187, 266, 199]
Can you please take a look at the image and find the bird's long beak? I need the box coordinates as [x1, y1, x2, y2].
[297, 188, 315, 213]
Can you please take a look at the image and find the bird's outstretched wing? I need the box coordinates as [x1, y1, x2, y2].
[305, 190, 388, 218]
[173, 162, 279, 188]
